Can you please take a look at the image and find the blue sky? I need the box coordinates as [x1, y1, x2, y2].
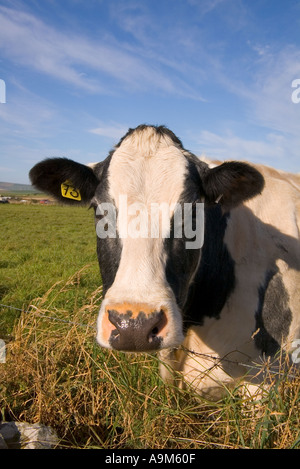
[0, 0, 300, 184]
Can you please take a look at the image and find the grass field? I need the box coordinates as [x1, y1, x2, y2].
[0, 204, 299, 449]
[0, 204, 99, 337]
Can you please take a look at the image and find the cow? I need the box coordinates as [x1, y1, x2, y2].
[29, 124, 300, 399]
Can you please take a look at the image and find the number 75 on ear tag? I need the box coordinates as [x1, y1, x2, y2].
[61, 180, 82, 201]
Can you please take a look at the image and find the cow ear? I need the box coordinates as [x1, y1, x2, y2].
[202, 161, 264, 210]
[29, 158, 100, 205]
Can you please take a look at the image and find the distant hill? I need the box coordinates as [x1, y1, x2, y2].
[0, 181, 37, 193]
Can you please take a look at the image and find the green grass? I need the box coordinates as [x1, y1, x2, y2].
[0, 204, 299, 449]
[0, 204, 99, 336]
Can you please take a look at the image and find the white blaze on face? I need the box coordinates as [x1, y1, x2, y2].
[96, 127, 188, 349]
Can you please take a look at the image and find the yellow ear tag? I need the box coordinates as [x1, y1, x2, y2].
[61, 180, 82, 201]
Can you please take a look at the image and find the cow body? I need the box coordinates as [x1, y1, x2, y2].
[161, 163, 300, 397]
[30, 125, 300, 398]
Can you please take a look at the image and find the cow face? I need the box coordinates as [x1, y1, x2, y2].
[29, 125, 264, 352]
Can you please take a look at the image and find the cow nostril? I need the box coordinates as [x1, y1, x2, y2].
[148, 326, 159, 343]
[111, 329, 120, 339]
[148, 309, 167, 343]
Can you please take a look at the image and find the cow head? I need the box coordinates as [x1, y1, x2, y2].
[29, 125, 264, 352]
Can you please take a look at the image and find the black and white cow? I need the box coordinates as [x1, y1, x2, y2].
[30, 125, 300, 398]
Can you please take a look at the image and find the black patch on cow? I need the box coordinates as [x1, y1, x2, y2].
[164, 158, 204, 310]
[165, 156, 236, 331]
[96, 228, 122, 295]
[183, 205, 235, 329]
[93, 154, 122, 295]
[254, 269, 292, 356]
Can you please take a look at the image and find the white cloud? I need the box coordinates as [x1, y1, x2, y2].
[0, 97, 56, 138]
[89, 122, 128, 140]
[250, 47, 300, 137]
[1, 1, 299, 179]
[218, 44, 300, 139]
[187, 0, 226, 17]
[194, 44, 300, 172]
[193, 128, 300, 172]
[0, 6, 100, 92]
[0, 5, 203, 98]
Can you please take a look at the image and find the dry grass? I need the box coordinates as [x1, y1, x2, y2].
[1, 270, 299, 449]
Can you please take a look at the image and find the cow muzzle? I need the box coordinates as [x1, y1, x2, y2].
[98, 302, 169, 352]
